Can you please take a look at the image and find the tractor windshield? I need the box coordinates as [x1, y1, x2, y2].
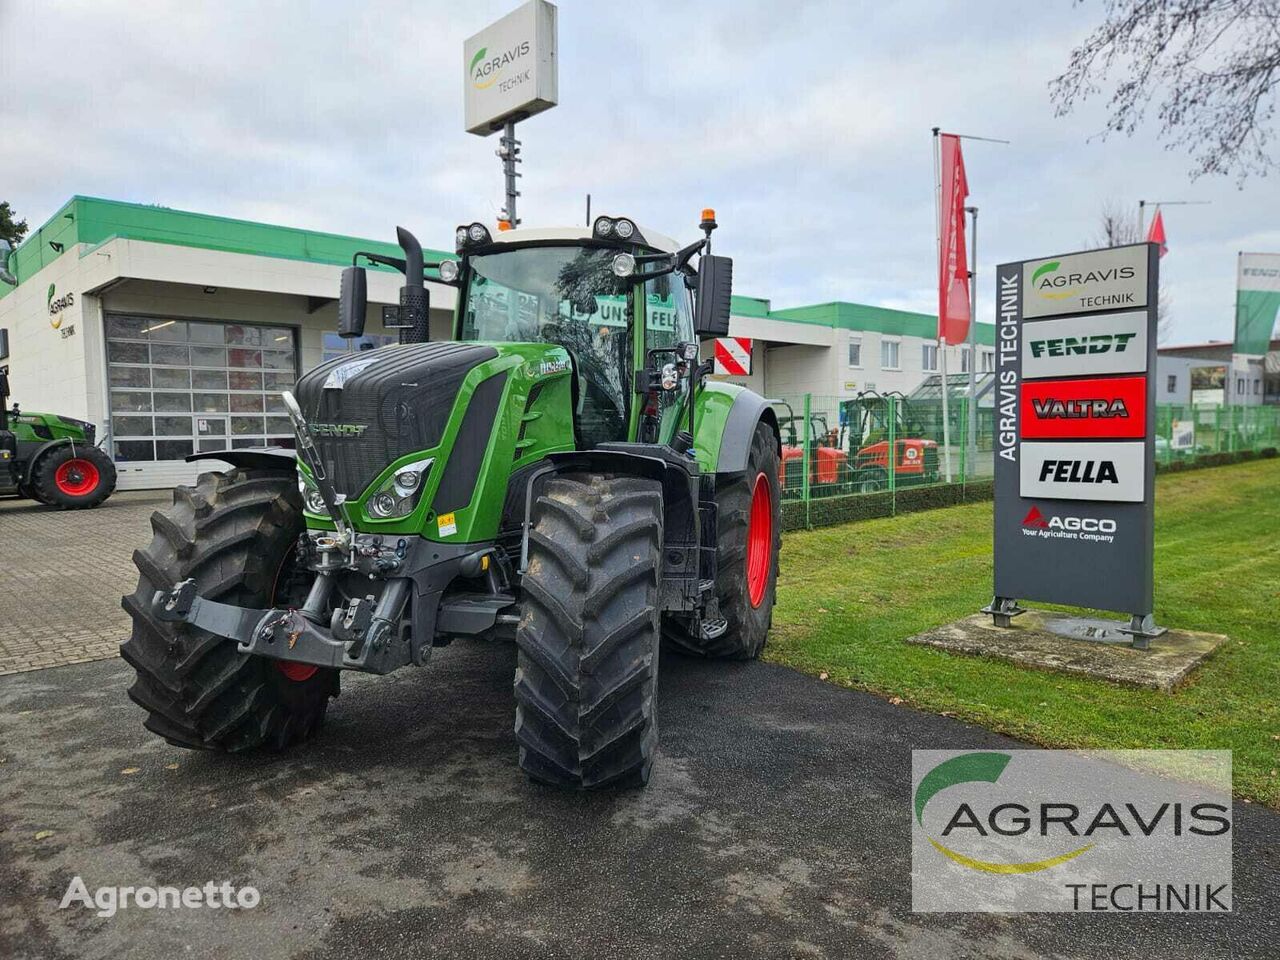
[459, 245, 632, 446]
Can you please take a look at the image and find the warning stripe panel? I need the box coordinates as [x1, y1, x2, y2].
[713, 337, 752, 376]
[1020, 375, 1147, 440]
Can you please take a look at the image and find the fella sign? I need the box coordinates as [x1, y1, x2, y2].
[990, 243, 1161, 642]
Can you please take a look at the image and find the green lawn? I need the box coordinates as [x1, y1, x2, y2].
[767, 458, 1280, 807]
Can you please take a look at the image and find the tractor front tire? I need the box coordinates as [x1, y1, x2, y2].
[31, 444, 117, 509]
[664, 419, 781, 660]
[120, 469, 338, 752]
[514, 473, 664, 789]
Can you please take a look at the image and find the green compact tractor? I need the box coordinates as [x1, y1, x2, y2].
[122, 212, 782, 789]
[0, 353, 117, 509]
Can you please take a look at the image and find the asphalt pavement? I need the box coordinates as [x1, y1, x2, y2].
[1, 644, 1276, 959]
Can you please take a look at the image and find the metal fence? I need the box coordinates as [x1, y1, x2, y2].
[770, 393, 1280, 530]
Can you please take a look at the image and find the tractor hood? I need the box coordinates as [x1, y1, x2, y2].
[294, 341, 571, 509]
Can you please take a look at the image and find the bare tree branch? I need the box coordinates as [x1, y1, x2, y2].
[1051, 0, 1280, 182]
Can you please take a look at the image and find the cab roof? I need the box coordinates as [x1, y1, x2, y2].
[482, 224, 681, 254]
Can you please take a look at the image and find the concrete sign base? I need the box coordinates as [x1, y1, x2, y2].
[907, 611, 1226, 692]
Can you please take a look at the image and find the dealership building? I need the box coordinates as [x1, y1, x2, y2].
[0, 196, 994, 489]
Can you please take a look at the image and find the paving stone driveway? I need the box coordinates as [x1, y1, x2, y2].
[0, 491, 167, 675]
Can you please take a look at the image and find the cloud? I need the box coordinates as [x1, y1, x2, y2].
[1, 0, 1276, 344]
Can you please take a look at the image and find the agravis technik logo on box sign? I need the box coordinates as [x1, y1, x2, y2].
[1022, 246, 1148, 319]
[463, 0, 558, 136]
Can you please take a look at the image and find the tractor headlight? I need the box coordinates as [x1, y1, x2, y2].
[593, 216, 614, 237]
[437, 259, 460, 283]
[611, 253, 636, 278]
[455, 226, 469, 248]
[467, 223, 489, 243]
[613, 218, 635, 239]
[363, 457, 433, 521]
[298, 473, 327, 516]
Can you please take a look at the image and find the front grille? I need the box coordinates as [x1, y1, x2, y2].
[294, 342, 498, 497]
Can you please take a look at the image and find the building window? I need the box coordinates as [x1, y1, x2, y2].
[847, 337, 862, 368]
[1254, 379, 1261, 395]
[981, 350, 994, 372]
[106, 315, 298, 462]
[881, 339, 900, 370]
[1167, 374, 1177, 392]
[922, 344, 938, 372]
[960, 347, 972, 373]
[1237, 376, 1246, 394]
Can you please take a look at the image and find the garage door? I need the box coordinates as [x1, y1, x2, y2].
[106, 314, 298, 490]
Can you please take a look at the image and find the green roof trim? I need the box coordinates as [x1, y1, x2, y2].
[0, 196, 453, 298]
[0, 197, 994, 349]
[771, 300, 995, 346]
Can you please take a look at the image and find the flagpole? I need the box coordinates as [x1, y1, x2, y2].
[966, 205, 978, 474]
[933, 127, 953, 483]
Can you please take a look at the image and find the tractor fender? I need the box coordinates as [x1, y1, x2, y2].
[186, 447, 299, 474]
[19, 436, 86, 484]
[714, 390, 780, 476]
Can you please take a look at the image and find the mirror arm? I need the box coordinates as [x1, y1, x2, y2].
[352, 251, 407, 273]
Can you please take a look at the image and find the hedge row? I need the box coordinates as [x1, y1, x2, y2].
[780, 447, 1277, 532]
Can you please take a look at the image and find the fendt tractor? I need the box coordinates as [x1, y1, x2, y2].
[121, 211, 782, 789]
[0, 340, 118, 509]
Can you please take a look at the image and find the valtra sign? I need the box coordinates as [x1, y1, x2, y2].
[1020, 376, 1147, 439]
[991, 242, 1160, 636]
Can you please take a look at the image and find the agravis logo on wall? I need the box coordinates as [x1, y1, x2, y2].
[911, 749, 1232, 913]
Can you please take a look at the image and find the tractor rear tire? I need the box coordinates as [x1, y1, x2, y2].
[663, 419, 781, 660]
[120, 469, 338, 753]
[514, 473, 664, 789]
[31, 444, 117, 509]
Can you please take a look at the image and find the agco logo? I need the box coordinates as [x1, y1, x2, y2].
[469, 41, 531, 90]
[47, 283, 75, 329]
[1030, 397, 1130, 420]
[311, 423, 368, 438]
[1022, 506, 1116, 534]
[1031, 260, 1137, 301]
[1028, 333, 1137, 358]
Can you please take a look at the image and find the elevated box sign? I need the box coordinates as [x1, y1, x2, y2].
[464, 0, 559, 136]
[991, 243, 1161, 642]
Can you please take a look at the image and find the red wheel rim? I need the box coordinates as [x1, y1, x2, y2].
[276, 660, 318, 682]
[54, 458, 100, 497]
[746, 471, 773, 608]
[268, 552, 319, 683]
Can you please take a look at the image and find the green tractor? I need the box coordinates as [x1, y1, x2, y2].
[0, 342, 117, 509]
[121, 211, 782, 789]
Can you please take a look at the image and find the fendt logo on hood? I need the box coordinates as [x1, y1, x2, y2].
[311, 423, 368, 438]
[1031, 260, 1137, 302]
[470, 41, 531, 89]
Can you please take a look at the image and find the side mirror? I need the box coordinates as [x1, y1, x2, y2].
[338, 266, 368, 339]
[0, 240, 15, 286]
[694, 254, 733, 338]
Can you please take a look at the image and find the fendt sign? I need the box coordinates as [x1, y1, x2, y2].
[991, 243, 1160, 641]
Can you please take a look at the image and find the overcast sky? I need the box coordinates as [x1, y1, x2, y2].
[2, 0, 1277, 344]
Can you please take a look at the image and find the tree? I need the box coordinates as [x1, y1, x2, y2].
[0, 201, 27, 248]
[1050, 0, 1280, 181]
[1088, 200, 1174, 341]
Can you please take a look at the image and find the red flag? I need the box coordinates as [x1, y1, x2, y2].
[1147, 208, 1168, 258]
[937, 133, 970, 345]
